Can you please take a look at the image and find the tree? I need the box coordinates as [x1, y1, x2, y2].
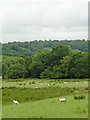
[74, 52, 88, 78]
[40, 66, 53, 79]
[30, 61, 45, 78]
[48, 45, 70, 66]
[60, 51, 88, 78]
[7, 64, 26, 79]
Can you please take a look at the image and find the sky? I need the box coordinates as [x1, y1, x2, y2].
[0, 0, 89, 43]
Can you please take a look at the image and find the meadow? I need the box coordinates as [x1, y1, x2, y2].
[2, 78, 88, 88]
[2, 78, 88, 118]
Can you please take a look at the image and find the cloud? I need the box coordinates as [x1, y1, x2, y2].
[0, 0, 88, 43]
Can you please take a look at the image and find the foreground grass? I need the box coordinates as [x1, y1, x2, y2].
[2, 78, 88, 118]
[3, 94, 88, 118]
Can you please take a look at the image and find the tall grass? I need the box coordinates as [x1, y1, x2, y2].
[2, 86, 88, 105]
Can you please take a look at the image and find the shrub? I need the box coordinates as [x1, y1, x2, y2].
[53, 83, 55, 85]
[19, 83, 22, 85]
[59, 81, 63, 83]
[70, 89, 74, 93]
[8, 87, 16, 89]
[73, 87, 76, 90]
[29, 82, 31, 84]
[79, 95, 85, 99]
[74, 95, 79, 99]
[32, 81, 35, 84]
[2, 87, 5, 89]
[74, 95, 85, 100]
[85, 87, 88, 90]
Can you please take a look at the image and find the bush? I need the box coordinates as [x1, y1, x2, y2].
[73, 87, 76, 90]
[32, 81, 35, 84]
[19, 83, 22, 85]
[85, 87, 88, 90]
[29, 82, 31, 84]
[53, 83, 55, 85]
[74, 95, 85, 100]
[74, 95, 79, 99]
[79, 95, 85, 99]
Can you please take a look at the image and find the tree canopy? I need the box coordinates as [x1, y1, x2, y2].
[2, 45, 88, 79]
[2, 40, 88, 56]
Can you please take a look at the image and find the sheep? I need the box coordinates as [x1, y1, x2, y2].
[13, 100, 19, 105]
[64, 82, 67, 84]
[58, 98, 66, 102]
[41, 83, 43, 85]
[76, 82, 78, 84]
[35, 87, 38, 89]
[48, 84, 50, 86]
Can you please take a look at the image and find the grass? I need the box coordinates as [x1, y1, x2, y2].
[2, 87, 83, 105]
[2, 78, 88, 118]
[2, 95, 88, 118]
[2, 78, 88, 89]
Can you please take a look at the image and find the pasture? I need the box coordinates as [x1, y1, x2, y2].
[3, 95, 88, 118]
[2, 78, 88, 118]
[2, 78, 88, 88]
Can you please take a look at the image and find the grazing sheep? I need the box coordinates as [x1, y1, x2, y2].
[13, 100, 19, 105]
[85, 81, 87, 83]
[58, 98, 66, 102]
[35, 87, 38, 89]
[41, 83, 42, 85]
[76, 82, 78, 84]
[64, 82, 67, 84]
[48, 84, 50, 86]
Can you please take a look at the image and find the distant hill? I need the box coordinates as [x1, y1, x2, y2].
[2, 40, 88, 56]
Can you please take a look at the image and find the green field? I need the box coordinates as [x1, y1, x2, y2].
[2, 78, 88, 88]
[3, 95, 88, 118]
[2, 78, 88, 118]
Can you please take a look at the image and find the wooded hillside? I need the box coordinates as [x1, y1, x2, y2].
[2, 40, 88, 56]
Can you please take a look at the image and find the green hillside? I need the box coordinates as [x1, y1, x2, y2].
[2, 40, 88, 56]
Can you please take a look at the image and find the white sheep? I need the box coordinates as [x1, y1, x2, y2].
[13, 100, 19, 105]
[35, 87, 38, 89]
[58, 98, 66, 102]
[41, 83, 43, 85]
[64, 82, 67, 84]
[76, 82, 78, 84]
[85, 81, 87, 83]
[48, 84, 50, 86]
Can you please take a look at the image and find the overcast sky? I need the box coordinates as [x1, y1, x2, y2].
[0, 0, 89, 43]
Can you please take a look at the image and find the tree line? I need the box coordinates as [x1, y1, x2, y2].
[2, 45, 88, 79]
[2, 40, 88, 56]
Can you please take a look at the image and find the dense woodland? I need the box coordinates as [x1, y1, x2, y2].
[2, 40, 88, 56]
[2, 41, 88, 79]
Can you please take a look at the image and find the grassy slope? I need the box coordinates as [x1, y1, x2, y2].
[3, 95, 88, 118]
[2, 87, 81, 105]
[2, 78, 88, 118]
